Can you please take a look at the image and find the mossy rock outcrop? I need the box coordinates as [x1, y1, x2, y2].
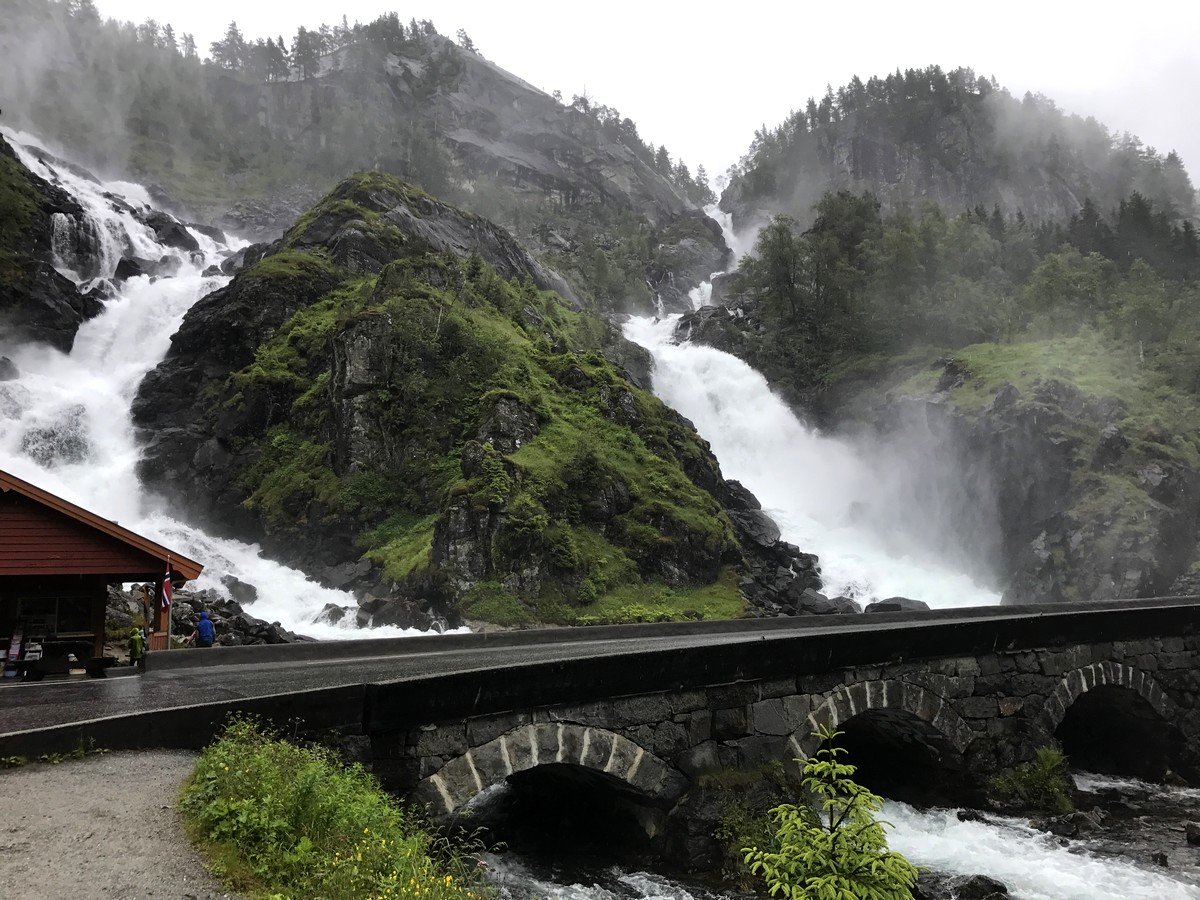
[134, 173, 818, 626]
[0, 136, 102, 351]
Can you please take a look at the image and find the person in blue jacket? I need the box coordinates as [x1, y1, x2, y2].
[190, 611, 216, 648]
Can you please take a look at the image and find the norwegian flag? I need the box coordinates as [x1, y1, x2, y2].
[161, 561, 173, 609]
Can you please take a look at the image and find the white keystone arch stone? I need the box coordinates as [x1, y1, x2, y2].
[411, 723, 687, 815]
[786, 679, 974, 767]
[1036, 661, 1176, 740]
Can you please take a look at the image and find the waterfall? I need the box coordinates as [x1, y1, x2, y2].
[0, 130, 436, 639]
[623, 314, 1001, 608]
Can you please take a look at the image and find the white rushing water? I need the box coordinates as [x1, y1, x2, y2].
[885, 800, 1200, 899]
[485, 854, 737, 900]
[622, 313, 1000, 608]
[622, 201, 1001, 608]
[0, 129, 436, 639]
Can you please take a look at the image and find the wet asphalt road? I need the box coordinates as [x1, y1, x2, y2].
[0, 624, 827, 735]
[5, 597, 1199, 741]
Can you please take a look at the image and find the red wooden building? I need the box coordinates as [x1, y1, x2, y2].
[1, 469, 203, 672]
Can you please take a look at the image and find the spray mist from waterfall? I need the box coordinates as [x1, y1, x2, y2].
[627, 205, 1002, 608]
[0, 129, 437, 639]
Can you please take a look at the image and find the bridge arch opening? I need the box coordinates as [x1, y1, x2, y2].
[789, 681, 978, 807]
[468, 762, 666, 857]
[413, 723, 686, 854]
[836, 708, 975, 806]
[1054, 685, 1185, 782]
[1039, 663, 1198, 783]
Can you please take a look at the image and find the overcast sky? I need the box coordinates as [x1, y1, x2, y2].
[94, 0, 1200, 182]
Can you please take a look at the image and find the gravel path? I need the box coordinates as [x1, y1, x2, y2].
[0, 751, 235, 899]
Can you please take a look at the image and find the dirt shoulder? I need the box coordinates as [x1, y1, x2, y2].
[0, 750, 234, 899]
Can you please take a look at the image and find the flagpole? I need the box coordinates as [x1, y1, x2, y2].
[165, 556, 173, 651]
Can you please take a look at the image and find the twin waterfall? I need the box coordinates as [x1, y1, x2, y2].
[2, 137, 1196, 898]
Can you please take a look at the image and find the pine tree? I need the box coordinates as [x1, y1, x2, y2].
[456, 29, 477, 53]
[137, 18, 159, 47]
[67, 0, 100, 22]
[654, 145, 671, 176]
[265, 38, 290, 82]
[291, 27, 319, 80]
[211, 21, 247, 70]
[162, 23, 177, 53]
[181, 33, 197, 60]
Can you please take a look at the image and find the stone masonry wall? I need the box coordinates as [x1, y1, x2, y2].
[371, 634, 1200, 814]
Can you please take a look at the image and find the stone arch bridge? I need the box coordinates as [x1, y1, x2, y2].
[362, 600, 1200, 816]
[2, 599, 1199, 822]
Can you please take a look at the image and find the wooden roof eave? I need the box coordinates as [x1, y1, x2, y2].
[0, 470, 204, 582]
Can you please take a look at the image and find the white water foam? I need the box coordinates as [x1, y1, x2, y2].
[483, 853, 735, 900]
[623, 314, 1000, 608]
[884, 801, 1200, 899]
[0, 129, 443, 639]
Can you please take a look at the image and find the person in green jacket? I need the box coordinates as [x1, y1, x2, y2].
[129, 626, 146, 672]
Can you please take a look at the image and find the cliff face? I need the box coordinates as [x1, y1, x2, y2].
[194, 37, 699, 237]
[898, 353, 1200, 605]
[0, 136, 102, 352]
[208, 37, 731, 315]
[132, 174, 816, 626]
[680, 291, 1200, 604]
[1, 7, 728, 316]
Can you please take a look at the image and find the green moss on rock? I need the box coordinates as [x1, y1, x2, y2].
[0, 142, 42, 282]
[210, 173, 747, 624]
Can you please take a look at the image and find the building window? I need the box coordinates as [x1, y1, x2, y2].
[16, 596, 93, 636]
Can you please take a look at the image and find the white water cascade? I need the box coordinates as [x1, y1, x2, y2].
[887, 794, 1200, 899]
[624, 202, 1001, 608]
[0, 130, 435, 639]
[624, 315, 1000, 607]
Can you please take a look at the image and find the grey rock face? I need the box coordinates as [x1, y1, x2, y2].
[0, 136, 104, 352]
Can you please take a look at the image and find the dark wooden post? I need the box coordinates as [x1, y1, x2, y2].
[91, 580, 107, 658]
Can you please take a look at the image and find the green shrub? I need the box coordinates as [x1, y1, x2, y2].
[180, 718, 490, 900]
[743, 725, 919, 900]
[988, 746, 1074, 815]
[457, 582, 530, 627]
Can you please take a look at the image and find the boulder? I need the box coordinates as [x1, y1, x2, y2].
[323, 559, 374, 590]
[954, 875, 1010, 899]
[218, 241, 273, 276]
[314, 603, 350, 626]
[0, 357, 18, 381]
[141, 211, 200, 253]
[1186, 821, 1200, 845]
[793, 588, 841, 615]
[915, 872, 1009, 900]
[220, 575, 259, 606]
[114, 256, 148, 280]
[186, 221, 226, 244]
[865, 596, 932, 614]
[1094, 424, 1128, 466]
[727, 507, 781, 548]
[830, 595, 863, 614]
